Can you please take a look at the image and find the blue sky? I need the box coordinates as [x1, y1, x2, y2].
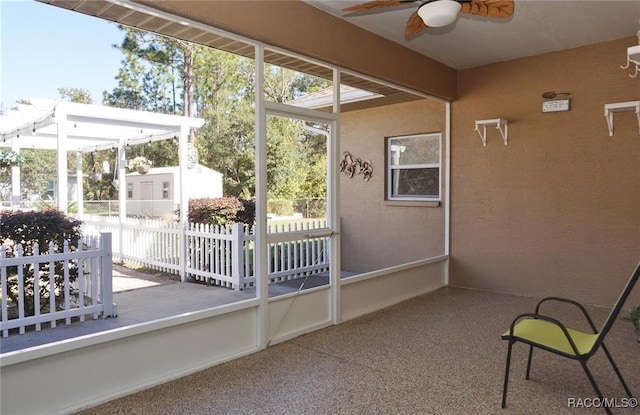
[1, 0, 124, 111]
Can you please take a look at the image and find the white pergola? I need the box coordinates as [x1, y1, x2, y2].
[0, 98, 205, 225]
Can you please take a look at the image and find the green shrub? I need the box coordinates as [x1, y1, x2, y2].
[184, 197, 255, 226]
[0, 209, 84, 316]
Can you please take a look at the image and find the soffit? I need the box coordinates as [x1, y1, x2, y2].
[37, 0, 429, 111]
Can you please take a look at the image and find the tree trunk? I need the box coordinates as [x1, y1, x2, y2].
[183, 43, 196, 144]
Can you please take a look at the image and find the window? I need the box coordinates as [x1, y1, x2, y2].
[386, 133, 441, 201]
[127, 183, 133, 199]
[162, 181, 170, 199]
[46, 181, 56, 199]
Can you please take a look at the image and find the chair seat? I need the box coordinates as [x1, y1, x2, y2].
[502, 319, 598, 356]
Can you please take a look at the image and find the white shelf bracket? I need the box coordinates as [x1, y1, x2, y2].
[603, 101, 640, 137]
[620, 45, 640, 78]
[474, 118, 508, 146]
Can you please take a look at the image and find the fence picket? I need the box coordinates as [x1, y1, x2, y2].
[63, 241, 71, 325]
[1, 247, 8, 337]
[32, 243, 41, 331]
[78, 240, 85, 323]
[0, 233, 114, 337]
[49, 241, 56, 329]
[80, 215, 330, 291]
[17, 244, 25, 334]
[91, 237, 99, 319]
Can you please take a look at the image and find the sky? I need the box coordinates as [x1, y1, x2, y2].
[0, 0, 124, 111]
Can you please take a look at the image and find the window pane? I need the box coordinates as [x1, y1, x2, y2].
[390, 136, 439, 166]
[391, 168, 439, 197]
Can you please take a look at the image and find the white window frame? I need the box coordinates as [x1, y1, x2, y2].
[127, 183, 133, 199]
[386, 133, 441, 201]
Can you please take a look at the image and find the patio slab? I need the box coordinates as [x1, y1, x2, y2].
[73, 287, 640, 415]
[0, 266, 340, 354]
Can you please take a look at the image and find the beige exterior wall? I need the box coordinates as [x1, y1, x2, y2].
[340, 99, 447, 273]
[450, 37, 640, 307]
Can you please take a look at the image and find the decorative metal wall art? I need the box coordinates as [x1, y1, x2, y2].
[339, 151, 373, 182]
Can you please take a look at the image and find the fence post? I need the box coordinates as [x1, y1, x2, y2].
[180, 222, 188, 282]
[100, 232, 117, 318]
[231, 222, 244, 291]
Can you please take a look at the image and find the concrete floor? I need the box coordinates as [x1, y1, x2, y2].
[0, 266, 329, 353]
[71, 287, 640, 415]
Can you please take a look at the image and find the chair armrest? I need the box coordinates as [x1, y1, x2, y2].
[507, 312, 582, 356]
[535, 297, 598, 333]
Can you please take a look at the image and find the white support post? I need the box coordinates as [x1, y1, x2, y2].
[117, 142, 127, 262]
[56, 108, 69, 213]
[330, 68, 341, 325]
[76, 151, 84, 216]
[178, 126, 189, 283]
[444, 102, 451, 285]
[255, 44, 269, 350]
[10, 141, 20, 208]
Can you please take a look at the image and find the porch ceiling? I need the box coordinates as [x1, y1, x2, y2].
[0, 98, 205, 152]
[36, 0, 428, 110]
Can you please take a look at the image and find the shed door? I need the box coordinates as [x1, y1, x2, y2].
[140, 181, 153, 216]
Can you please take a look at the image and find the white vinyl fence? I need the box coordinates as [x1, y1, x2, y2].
[80, 215, 330, 290]
[0, 233, 116, 337]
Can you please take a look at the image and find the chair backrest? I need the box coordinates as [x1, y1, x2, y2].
[594, 262, 640, 350]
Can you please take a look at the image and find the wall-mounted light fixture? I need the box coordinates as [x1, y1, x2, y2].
[541, 91, 571, 113]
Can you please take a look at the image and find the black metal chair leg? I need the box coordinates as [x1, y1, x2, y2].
[600, 343, 633, 398]
[502, 341, 514, 408]
[580, 361, 612, 415]
[525, 345, 533, 380]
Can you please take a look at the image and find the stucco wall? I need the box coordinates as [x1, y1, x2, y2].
[340, 99, 447, 273]
[450, 37, 640, 307]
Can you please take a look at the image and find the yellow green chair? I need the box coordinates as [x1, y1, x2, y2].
[501, 262, 640, 414]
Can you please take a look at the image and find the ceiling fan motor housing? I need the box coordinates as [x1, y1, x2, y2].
[418, 0, 463, 28]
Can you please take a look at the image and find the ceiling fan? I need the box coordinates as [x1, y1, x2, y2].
[342, 0, 515, 38]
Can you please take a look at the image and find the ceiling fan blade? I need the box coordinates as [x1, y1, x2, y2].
[460, 0, 514, 18]
[405, 10, 428, 38]
[342, 0, 414, 13]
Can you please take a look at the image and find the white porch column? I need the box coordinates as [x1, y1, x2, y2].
[329, 69, 341, 325]
[255, 45, 269, 350]
[10, 141, 20, 208]
[118, 142, 126, 262]
[444, 102, 451, 285]
[178, 126, 189, 283]
[76, 151, 84, 216]
[55, 108, 68, 213]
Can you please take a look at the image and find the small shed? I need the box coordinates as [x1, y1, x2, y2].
[126, 164, 223, 217]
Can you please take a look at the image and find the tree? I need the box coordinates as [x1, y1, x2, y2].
[103, 48, 151, 110]
[194, 50, 256, 197]
[104, 27, 332, 208]
[104, 27, 200, 169]
[58, 87, 93, 104]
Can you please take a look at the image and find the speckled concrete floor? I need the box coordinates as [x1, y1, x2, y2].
[74, 287, 640, 415]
